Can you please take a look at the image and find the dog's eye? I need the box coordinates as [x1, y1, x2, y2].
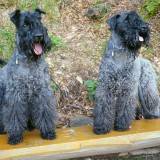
[125, 20, 128, 23]
[23, 24, 27, 27]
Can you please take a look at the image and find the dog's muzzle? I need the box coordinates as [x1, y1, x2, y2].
[138, 23, 149, 42]
[33, 34, 44, 55]
[140, 24, 149, 34]
[35, 34, 44, 41]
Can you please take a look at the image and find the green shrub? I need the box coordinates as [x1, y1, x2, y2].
[84, 79, 97, 101]
[141, 0, 160, 18]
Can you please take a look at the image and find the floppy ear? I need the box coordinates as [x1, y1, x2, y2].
[35, 8, 46, 15]
[9, 9, 21, 26]
[106, 14, 120, 30]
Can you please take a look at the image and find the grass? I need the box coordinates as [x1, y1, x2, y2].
[0, 22, 14, 60]
[49, 35, 66, 51]
[143, 46, 154, 59]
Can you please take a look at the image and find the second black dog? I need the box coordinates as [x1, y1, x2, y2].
[93, 10, 160, 135]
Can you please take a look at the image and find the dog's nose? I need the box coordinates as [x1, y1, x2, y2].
[141, 24, 148, 33]
[35, 34, 44, 41]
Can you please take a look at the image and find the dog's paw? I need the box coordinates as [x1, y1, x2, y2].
[8, 134, 23, 145]
[93, 126, 111, 135]
[114, 117, 132, 131]
[0, 126, 6, 134]
[41, 131, 56, 140]
[114, 124, 131, 131]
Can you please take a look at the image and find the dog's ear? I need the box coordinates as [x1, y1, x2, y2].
[35, 8, 46, 15]
[106, 14, 120, 30]
[9, 10, 21, 26]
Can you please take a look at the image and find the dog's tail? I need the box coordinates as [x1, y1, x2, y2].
[0, 59, 7, 65]
[138, 82, 159, 118]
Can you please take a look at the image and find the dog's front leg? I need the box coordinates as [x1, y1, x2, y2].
[0, 108, 5, 134]
[31, 88, 57, 140]
[114, 92, 136, 131]
[93, 85, 115, 135]
[0, 83, 5, 134]
[3, 90, 28, 145]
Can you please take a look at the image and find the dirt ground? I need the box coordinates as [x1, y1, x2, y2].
[0, 0, 160, 128]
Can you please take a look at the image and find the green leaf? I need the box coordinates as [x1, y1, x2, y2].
[88, 95, 94, 101]
[84, 79, 97, 101]
[90, 90, 96, 95]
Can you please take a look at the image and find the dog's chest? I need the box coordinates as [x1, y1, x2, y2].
[102, 58, 139, 94]
[9, 62, 47, 93]
[17, 65, 44, 80]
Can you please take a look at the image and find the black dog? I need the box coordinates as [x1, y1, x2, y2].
[93, 11, 160, 135]
[0, 9, 57, 145]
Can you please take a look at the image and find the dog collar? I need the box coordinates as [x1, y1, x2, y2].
[108, 41, 125, 57]
[15, 50, 27, 65]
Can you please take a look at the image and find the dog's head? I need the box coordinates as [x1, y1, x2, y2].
[107, 10, 150, 51]
[9, 9, 52, 58]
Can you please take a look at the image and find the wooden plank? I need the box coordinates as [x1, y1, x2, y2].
[0, 119, 160, 160]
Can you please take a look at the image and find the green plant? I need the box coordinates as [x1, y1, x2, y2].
[49, 35, 66, 51]
[51, 83, 58, 93]
[84, 79, 97, 101]
[141, 0, 160, 18]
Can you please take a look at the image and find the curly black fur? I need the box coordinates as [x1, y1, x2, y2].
[0, 9, 57, 145]
[9, 9, 52, 59]
[107, 10, 150, 53]
[93, 10, 160, 135]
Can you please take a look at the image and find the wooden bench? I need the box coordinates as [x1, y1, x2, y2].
[0, 119, 160, 160]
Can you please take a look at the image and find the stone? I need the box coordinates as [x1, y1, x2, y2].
[69, 116, 93, 127]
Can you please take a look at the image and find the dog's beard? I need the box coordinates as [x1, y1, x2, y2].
[120, 29, 149, 51]
[116, 21, 150, 51]
[19, 41, 41, 56]
[124, 31, 142, 49]
[18, 38, 51, 57]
